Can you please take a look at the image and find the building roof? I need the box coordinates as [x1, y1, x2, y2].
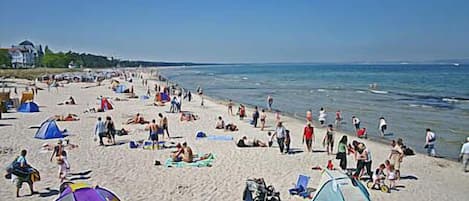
[19, 40, 34, 47]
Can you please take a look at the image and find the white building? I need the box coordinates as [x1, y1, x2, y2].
[8, 40, 40, 68]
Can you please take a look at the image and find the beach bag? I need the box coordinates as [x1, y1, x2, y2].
[196, 131, 206, 138]
[129, 141, 138, 149]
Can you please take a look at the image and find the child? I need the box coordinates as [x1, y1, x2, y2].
[388, 164, 397, 190]
[371, 164, 386, 189]
[59, 150, 70, 182]
[285, 130, 291, 154]
[384, 160, 391, 175]
[267, 132, 273, 147]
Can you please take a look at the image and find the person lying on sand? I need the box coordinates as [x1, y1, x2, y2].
[225, 123, 239, 131]
[52, 114, 79, 121]
[237, 136, 267, 147]
[126, 113, 149, 124]
[57, 96, 76, 105]
[180, 112, 199, 121]
[113, 97, 129, 101]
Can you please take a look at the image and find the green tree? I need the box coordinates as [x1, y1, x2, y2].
[0, 49, 11, 67]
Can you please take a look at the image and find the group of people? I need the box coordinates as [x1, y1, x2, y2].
[95, 116, 117, 146]
[146, 113, 171, 149]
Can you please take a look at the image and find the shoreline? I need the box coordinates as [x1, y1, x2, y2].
[157, 70, 461, 162]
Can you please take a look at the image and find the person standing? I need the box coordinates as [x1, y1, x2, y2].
[148, 119, 159, 149]
[285, 130, 291, 154]
[389, 139, 404, 180]
[252, 106, 259, 128]
[336, 136, 348, 170]
[425, 128, 437, 157]
[352, 116, 360, 131]
[94, 117, 106, 146]
[303, 122, 314, 152]
[323, 124, 334, 155]
[459, 137, 469, 172]
[158, 113, 170, 139]
[50, 140, 65, 181]
[105, 116, 116, 145]
[227, 99, 234, 115]
[353, 143, 372, 180]
[267, 95, 273, 111]
[238, 104, 246, 120]
[318, 107, 327, 126]
[306, 109, 313, 123]
[260, 109, 267, 131]
[379, 117, 387, 136]
[272, 122, 286, 154]
[335, 110, 342, 128]
[13, 150, 36, 197]
[188, 91, 192, 102]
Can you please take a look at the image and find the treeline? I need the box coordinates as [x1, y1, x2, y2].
[0, 45, 214, 68]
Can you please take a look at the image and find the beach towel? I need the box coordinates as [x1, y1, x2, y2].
[164, 154, 215, 168]
[196, 135, 233, 141]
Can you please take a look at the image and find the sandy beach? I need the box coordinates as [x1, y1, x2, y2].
[0, 70, 468, 201]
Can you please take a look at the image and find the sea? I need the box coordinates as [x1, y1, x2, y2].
[158, 64, 469, 159]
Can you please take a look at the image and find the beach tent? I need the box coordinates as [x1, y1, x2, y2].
[17, 101, 40, 113]
[56, 182, 121, 201]
[115, 84, 127, 93]
[311, 170, 371, 201]
[156, 92, 170, 102]
[100, 98, 113, 111]
[20, 91, 34, 103]
[35, 119, 66, 139]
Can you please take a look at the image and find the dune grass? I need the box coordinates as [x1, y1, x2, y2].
[0, 68, 79, 80]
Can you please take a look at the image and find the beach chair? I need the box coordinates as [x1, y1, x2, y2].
[289, 175, 310, 198]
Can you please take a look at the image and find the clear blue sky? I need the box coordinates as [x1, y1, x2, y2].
[1, 0, 468, 63]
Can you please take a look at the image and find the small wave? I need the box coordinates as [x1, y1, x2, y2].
[370, 90, 388, 94]
[242, 77, 248, 80]
[317, 89, 326, 92]
[355, 90, 366, 94]
[408, 104, 433, 108]
[208, 73, 215, 76]
[442, 97, 469, 103]
[255, 83, 261, 85]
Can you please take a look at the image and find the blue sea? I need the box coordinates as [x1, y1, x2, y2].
[159, 64, 469, 159]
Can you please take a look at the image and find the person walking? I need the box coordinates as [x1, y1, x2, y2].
[260, 109, 267, 131]
[323, 124, 334, 155]
[425, 128, 437, 157]
[227, 99, 234, 115]
[267, 95, 273, 111]
[148, 119, 159, 149]
[335, 110, 342, 129]
[303, 122, 314, 152]
[389, 139, 404, 180]
[105, 116, 116, 145]
[13, 150, 37, 197]
[252, 106, 259, 128]
[272, 122, 286, 154]
[352, 116, 360, 131]
[318, 107, 327, 126]
[459, 137, 469, 172]
[336, 136, 348, 170]
[94, 117, 106, 146]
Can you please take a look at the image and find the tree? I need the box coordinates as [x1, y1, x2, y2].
[0, 49, 11, 67]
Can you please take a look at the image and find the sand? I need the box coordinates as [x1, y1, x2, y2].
[0, 71, 468, 201]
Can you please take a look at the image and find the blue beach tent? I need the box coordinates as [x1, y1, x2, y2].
[311, 170, 371, 201]
[35, 119, 66, 139]
[17, 102, 39, 113]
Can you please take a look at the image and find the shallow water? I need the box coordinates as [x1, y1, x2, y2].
[159, 64, 469, 158]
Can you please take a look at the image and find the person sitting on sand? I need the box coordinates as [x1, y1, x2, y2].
[126, 113, 149, 124]
[180, 112, 199, 121]
[215, 116, 225, 129]
[182, 142, 193, 163]
[225, 123, 239, 131]
[171, 143, 184, 162]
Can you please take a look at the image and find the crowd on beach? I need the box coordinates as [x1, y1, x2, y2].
[3, 69, 469, 199]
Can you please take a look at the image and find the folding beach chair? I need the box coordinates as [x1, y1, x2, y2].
[289, 175, 310, 198]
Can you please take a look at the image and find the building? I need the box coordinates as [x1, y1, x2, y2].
[8, 40, 41, 68]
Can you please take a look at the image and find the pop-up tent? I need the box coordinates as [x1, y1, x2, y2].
[18, 101, 40, 113]
[100, 98, 113, 111]
[35, 119, 66, 139]
[311, 170, 371, 201]
[156, 92, 170, 102]
[56, 182, 121, 201]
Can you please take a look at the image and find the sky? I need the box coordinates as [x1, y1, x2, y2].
[1, 0, 469, 63]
